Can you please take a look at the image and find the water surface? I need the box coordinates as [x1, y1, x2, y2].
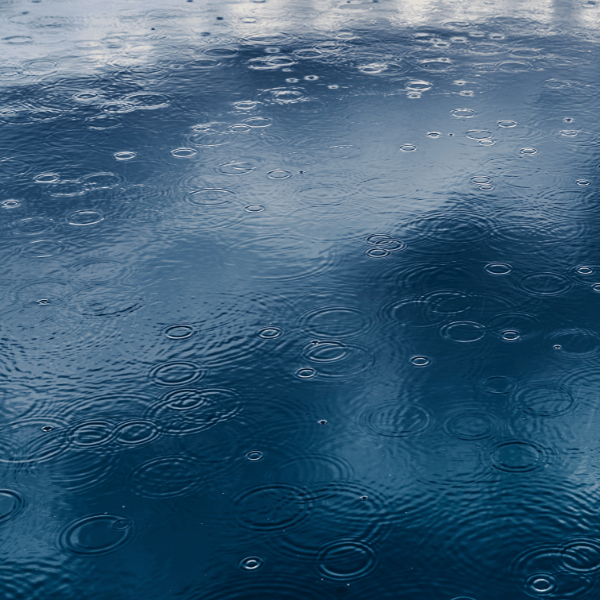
[1, 0, 600, 598]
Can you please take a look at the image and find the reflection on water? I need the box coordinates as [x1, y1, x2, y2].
[1, 0, 600, 597]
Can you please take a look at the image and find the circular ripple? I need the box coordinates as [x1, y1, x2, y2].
[491, 440, 547, 473]
[484, 262, 512, 275]
[519, 272, 573, 296]
[114, 151, 136, 161]
[234, 484, 310, 531]
[11, 217, 55, 236]
[21, 240, 64, 258]
[270, 453, 353, 485]
[524, 573, 557, 595]
[451, 108, 477, 118]
[150, 362, 203, 386]
[69, 420, 114, 447]
[512, 543, 593, 598]
[164, 325, 194, 340]
[302, 342, 373, 378]
[0, 490, 25, 524]
[171, 148, 197, 158]
[297, 185, 355, 206]
[361, 403, 431, 438]
[60, 514, 133, 555]
[444, 410, 497, 440]
[67, 210, 104, 226]
[548, 329, 600, 357]
[129, 456, 203, 499]
[186, 188, 235, 206]
[147, 388, 242, 434]
[487, 312, 541, 342]
[317, 540, 376, 581]
[14, 279, 70, 305]
[304, 341, 347, 362]
[560, 537, 600, 574]
[296, 367, 317, 379]
[114, 421, 159, 446]
[441, 321, 485, 343]
[404, 213, 489, 251]
[365, 234, 406, 251]
[0, 418, 68, 464]
[516, 383, 576, 417]
[258, 326, 282, 339]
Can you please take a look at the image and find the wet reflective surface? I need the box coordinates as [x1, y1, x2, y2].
[1, 0, 600, 597]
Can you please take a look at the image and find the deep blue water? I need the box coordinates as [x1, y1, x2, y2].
[1, 0, 600, 598]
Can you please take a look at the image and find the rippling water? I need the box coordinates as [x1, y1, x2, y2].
[1, 0, 600, 597]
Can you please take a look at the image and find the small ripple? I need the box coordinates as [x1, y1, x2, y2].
[302, 341, 373, 378]
[515, 382, 576, 417]
[360, 402, 431, 438]
[518, 272, 573, 296]
[484, 262, 512, 275]
[150, 361, 204, 386]
[490, 439, 547, 473]
[66, 210, 104, 226]
[300, 306, 371, 337]
[403, 212, 490, 253]
[171, 147, 197, 158]
[164, 324, 194, 340]
[0, 418, 68, 464]
[233, 484, 310, 531]
[317, 539, 377, 581]
[239, 556, 264, 571]
[0, 490, 25, 524]
[269, 453, 353, 485]
[560, 537, 600, 574]
[146, 388, 242, 435]
[547, 329, 600, 358]
[59, 514, 134, 555]
[11, 217, 55, 236]
[444, 410, 497, 440]
[441, 321, 485, 343]
[451, 108, 477, 118]
[129, 455, 204, 499]
[21, 239, 65, 258]
[486, 312, 541, 342]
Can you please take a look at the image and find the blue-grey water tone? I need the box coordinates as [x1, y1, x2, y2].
[1, 0, 600, 597]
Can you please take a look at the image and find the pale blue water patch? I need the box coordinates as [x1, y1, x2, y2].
[1, 0, 600, 598]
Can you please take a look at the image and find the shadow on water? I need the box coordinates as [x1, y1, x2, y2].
[1, 0, 600, 598]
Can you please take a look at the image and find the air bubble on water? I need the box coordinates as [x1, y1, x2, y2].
[318, 420, 328, 425]
[576, 179, 590, 186]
